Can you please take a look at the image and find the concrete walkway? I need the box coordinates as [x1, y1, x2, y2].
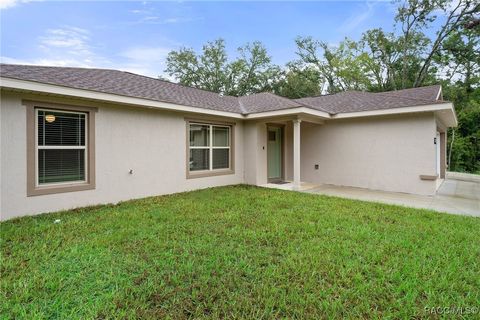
[303, 172, 480, 217]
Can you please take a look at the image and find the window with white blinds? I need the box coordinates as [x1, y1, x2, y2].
[189, 123, 231, 172]
[36, 109, 88, 185]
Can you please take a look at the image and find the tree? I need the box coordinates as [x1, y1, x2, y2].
[435, 27, 480, 90]
[395, 0, 479, 87]
[361, 29, 400, 91]
[433, 9, 480, 173]
[165, 39, 280, 96]
[292, 36, 376, 93]
[272, 66, 322, 98]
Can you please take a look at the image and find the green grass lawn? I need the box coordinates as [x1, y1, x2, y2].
[1, 185, 479, 319]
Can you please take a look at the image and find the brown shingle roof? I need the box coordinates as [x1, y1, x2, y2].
[0, 64, 445, 116]
[239, 92, 306, 113]
[378, 85, 441, 101]
[295, 86, 444, 114]
[0, 64, 240, 113]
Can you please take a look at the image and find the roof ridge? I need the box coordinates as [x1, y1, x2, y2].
[0, 63, 118, 73]
[387, 84, 441, 92]
[294, 90, 371, 101]
[374, 90, 446, 103]
[237, 98, 247, 114]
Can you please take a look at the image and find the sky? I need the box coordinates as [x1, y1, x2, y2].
[0, 0, 399, 78]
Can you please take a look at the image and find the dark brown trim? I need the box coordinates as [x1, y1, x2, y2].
[185, 118, 235, 179]
[184, 116, 236, 126]
[25, 100, 96, 196]
[23, 100, 98, 113]
[266, 123, 285, 182]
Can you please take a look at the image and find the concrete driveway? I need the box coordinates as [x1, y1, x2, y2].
[304, 172, 480, 217]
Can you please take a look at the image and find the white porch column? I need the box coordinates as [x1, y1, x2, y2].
[293, 119, 302, 190]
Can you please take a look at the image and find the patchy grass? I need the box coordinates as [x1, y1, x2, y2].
[1, 185, 479, 319]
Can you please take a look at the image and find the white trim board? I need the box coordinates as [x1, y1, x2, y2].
[331, 103, 457, 127]
[1, 77, 244, 119]
[1, 77, 458, 126]
[244, 107, 330, 120]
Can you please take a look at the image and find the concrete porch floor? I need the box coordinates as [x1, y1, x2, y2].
[260, 181, 320, 192]
[262, 172, 480, 217]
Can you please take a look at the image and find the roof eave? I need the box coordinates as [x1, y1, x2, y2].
[0, 77, 245, 119]
[0, 77, 458, 127]
[331, 102, 457, 127]
[243, 106, 331, 120]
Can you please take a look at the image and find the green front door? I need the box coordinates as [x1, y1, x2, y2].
[267, 127, 283, 181]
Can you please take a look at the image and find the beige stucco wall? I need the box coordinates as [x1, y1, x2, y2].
[300, 113, 438, 195]
[0, 92, 244, 220]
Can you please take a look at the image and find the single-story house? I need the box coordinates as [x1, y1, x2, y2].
[0, 64, 457, 220]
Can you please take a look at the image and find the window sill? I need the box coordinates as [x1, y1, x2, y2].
[187, 169, 235, 179]
[27, 182, 95, 197]
[419, 174, 438, 181]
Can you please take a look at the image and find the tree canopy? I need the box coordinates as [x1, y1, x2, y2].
[165, 39, 281, 96]
[164, 0, 479, 173]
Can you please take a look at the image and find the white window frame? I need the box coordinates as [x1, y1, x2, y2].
[35, 108, 88, 187]
[189, 123, 231, 173]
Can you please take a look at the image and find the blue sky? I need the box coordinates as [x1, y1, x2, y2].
[1, 1, 398, 78]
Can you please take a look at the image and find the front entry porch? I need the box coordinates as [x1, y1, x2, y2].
[242, 112, 327, 190]
[249, 116, 323, 190]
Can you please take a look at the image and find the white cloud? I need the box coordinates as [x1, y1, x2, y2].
[0, 0, 17, 9]
[0, 56, 34, 65]
[338, 1, 377, 34]
[120, 47, 170, 62]
[128, 4, 201, 25]
[117, 46, 172, 78]
[433, 0, 468, 17]
[1, 25, 173, 78]
[1, 26, 109, 69]
[0, 56, 93, 68]
[39, 27, 92, 56]
[130, 9, 149, 14]
[0, 0, 21, 9]
[135, 16, 200, 25]
[0, 0, 37, 10]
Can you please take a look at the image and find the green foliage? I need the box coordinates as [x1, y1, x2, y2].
[444, 83, 480, 173]
[165, 39, 281, 96]
[290, 36, 375, 93]
[2, 186, 480, 318]
[272, 66, 322, 99]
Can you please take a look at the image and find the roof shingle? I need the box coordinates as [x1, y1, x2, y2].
[295, 86, 443, 114]
[0, 64, 240, 113]
[239, 92, 305, 113]
[0, 64, 445, 116]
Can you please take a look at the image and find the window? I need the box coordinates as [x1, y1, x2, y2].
[37, 109, 87, 185]
[187, 121, 234, 177]
[26, 101, 96, 196]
